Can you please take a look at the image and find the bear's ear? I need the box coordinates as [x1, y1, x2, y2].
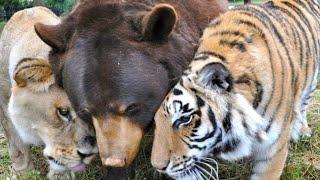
[197, 62, 233, 92]
[141, 4, 177, 40]
[34, 23, 67, 51]
[14, 58, 54, 92]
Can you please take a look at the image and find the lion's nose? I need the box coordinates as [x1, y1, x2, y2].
[47, 156, 54, 161]
[84, 136, 96, 146]
[77, 151, 94, 159]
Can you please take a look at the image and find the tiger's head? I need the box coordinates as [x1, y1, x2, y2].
[151, 54, 268, 179]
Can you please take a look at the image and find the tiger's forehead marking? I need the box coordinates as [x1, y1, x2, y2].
[166, 84, 198, 124]
[163, 53, 227, 126]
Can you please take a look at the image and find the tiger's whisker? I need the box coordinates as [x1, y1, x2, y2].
[189, 169, 195, 180]
[195, 165, 210, 180]
[203, 157, 219, 178]
[196, 169, 206, 180]
[198, 161, 219, 180]
[206, 158, 219, 178]
[195, 163, 213, 180]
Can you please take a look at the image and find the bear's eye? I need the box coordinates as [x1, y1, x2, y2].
[125, 103, 141, 116]
[57, 108, 71, 122]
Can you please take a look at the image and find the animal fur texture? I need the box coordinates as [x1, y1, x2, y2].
[0, 7, 97, 179]
[151, 0, 320, 179]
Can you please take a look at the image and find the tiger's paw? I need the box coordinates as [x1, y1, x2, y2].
[291, 122, 312, 142]
[300, 124, 312, 138]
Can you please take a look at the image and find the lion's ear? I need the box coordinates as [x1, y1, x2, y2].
[14, 58, 54, 92]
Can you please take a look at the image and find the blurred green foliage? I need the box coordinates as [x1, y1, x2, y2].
[0, 0, 75, 20]
[44, 0, 75, 15]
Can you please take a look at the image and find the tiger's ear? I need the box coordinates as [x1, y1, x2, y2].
[197, 63, 233, 91]
[14, 58, 54, 92]
[142, 4, 177, 40]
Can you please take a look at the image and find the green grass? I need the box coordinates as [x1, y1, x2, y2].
[0, 21, 5, 34]
[229, 0, 262, 6]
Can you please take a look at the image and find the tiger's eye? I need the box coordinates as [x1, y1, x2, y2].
[173, 115, 192, 129]
[180, 116, 191, 123]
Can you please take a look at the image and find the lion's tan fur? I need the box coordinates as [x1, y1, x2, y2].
[0, 7, 97, 179]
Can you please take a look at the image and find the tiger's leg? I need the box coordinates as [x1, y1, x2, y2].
[291, 82, 317, 141]
[291, 108, 311, 141]
[251, 135, 289, 180]
[298, 81, 318, 137]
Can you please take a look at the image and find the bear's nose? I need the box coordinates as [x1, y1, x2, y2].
[103, 157, 126, 167]
[84, 136, 96, 146]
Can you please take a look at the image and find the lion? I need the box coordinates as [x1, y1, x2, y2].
[0, 7, 98, 179]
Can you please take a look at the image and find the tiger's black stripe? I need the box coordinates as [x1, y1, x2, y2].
[240, 5, 301, 132]
[220, 138, 241, 153]
[275, 2, 316, 97]
[282, 1, 318, 62]
[253, 80, 263, 109]
[173, 88, 183, 95]
[263, 2, 302, 65]
[209, 30, 252, 43]
[272, 3, 312, 95]
[195, 51, 227, 62]
[223, 109, 232, 132]
[233, 19, 275, 113]
[238, 5, 296, 84]
[235, 7, 288, 126]
[219, 39, 247, 52]
[286, 0, 320, 87]
[192, 131, 215, 142]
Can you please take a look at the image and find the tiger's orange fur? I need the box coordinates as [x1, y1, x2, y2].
[151, 0, 320, 179]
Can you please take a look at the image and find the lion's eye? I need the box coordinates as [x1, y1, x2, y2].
[57, 108, 71, 122]
[173, 115, 192, 129]
[58, 108, 69, 116]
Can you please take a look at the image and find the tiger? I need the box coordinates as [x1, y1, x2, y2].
[151, 0, 320, 179]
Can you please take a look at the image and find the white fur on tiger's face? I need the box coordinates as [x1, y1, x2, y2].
[151, 0, 320, 179]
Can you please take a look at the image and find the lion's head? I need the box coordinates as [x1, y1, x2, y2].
[8, 58, 98, 172]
